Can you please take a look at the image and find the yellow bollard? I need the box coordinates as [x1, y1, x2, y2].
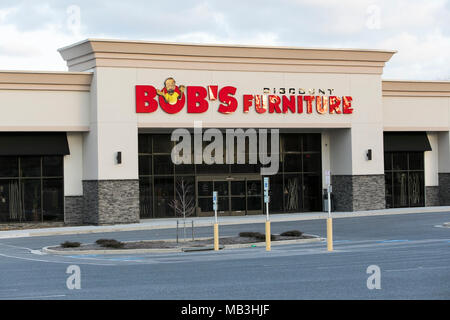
[214, 223, 219, 251]
[327, 217, 333, 252]
[265, 220, 271, 251]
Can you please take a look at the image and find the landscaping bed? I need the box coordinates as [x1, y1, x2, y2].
[51, 230, 317, 252]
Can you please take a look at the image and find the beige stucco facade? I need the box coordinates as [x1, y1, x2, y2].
[0, 39, 449, 224]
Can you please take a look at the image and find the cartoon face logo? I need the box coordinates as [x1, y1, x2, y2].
[156, 77, 185, 105]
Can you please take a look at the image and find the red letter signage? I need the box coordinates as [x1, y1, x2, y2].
[136, 85, 158, 113]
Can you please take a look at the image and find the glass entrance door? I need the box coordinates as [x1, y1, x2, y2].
[196, 176, 262, 216]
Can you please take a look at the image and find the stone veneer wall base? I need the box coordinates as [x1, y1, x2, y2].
[425, 186, 440, 206]
[438, 173, 450, 206]
[82, 179, 140, 225]
[64, 196, 84, 225]
[331, 175, 386, 212]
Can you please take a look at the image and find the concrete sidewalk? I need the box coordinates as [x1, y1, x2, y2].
[0, 206, 449, 239]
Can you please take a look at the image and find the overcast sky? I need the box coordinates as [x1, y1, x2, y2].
[0, 0, 449, 80]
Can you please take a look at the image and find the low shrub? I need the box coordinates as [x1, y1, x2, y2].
[239, 232, 262, 238]
[95, 239, 124, 249]
[60, 241, 81, 248]
[239, 232, 276, 241]
[280, 230, 303, 237]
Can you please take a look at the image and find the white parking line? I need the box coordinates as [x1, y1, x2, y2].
[0, 252, 115, 266]
[4, 294, 66, 300]
[385, 266, 450, 272]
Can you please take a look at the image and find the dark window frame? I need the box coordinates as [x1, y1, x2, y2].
[0, 155, 64, 223]
[384, 151, 425, 208]
[138, 132, 323, 218]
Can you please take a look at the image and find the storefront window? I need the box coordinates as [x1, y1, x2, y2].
[154, 155, 174, 175]
[303, 153, 321, 173]
[215, 181, 228, 196]
[43, 179, 63, 221]
[174, 157, 194, 174]
[198, 197, 213, 213]
[408, 152, 424, 170]
[279, 133, 322, 212]
[198, 181, 213, 197]
[303, 134, 321, 152]
[408, 172, 424, 206]
[247, 196, 262, 211]
[152, 134, 173, 153]
[138, 134, 151, 154]
[284, 153, 302, 172]
[198, 163, 229, 174]
[392, 153, 408, 171]
[22, 179, 41, 222]
[0, 180, 21, 222]
[284, 174, 302, 212]
[0, 156, 64, 223]
[154, 176, 174, 217]
[269, 174, 284, 212]
[385, 173, 393, 208]
[247, 180, 261, 196]
[231, 197, 245, 212]
[43, 156, 63, 177]
[393, 172, 409, 207]
[385, 152, 424, 208]
[282, 134, 301, 152]
[0, 157, 18, 177]
[139, 177, 152, 219]
[138, 132, 322, 218]
[20, 157, 41, 177]
[303, 174, 322, 211]
[231, 180, 245, 196]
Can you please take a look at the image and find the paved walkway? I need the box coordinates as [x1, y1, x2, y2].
[0, 206, 449, 239]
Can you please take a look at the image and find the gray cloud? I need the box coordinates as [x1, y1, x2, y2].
[0, 0, 448, 79]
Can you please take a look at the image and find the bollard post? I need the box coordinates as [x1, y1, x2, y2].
[265, 219, 271, 251]
[327, 218, 333, 251]
[213, 191, 219, 251]
[214, 223, 219, 251]
[326, 177, 333, 252]
[264, 177, 271, 252]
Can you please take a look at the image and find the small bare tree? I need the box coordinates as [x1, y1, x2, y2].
[169, 179, 195, 242]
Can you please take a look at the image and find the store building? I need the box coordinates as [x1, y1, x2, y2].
[0, 39, 449, 225]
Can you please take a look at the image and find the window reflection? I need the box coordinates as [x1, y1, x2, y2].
[0, 156, 63, 223]
[138, 133, 323, 218]
[385, 152, 424, 208]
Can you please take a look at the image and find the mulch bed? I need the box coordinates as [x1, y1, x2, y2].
[52, 234, 315, 251]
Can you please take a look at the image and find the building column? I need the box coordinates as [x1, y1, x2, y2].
[64, 133, 85, 225]
[329, 125, 386, 212]
[425, 132, 440, 206]
[79, 68, 140, 225]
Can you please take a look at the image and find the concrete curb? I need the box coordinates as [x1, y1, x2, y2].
[2, 206, 449, 239]
[42, 246, 184, 255]
[222, 236, 324, 249]
[41, 234, 324, 255]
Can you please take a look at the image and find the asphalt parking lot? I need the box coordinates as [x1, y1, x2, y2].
[0, 211, 449, 300]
